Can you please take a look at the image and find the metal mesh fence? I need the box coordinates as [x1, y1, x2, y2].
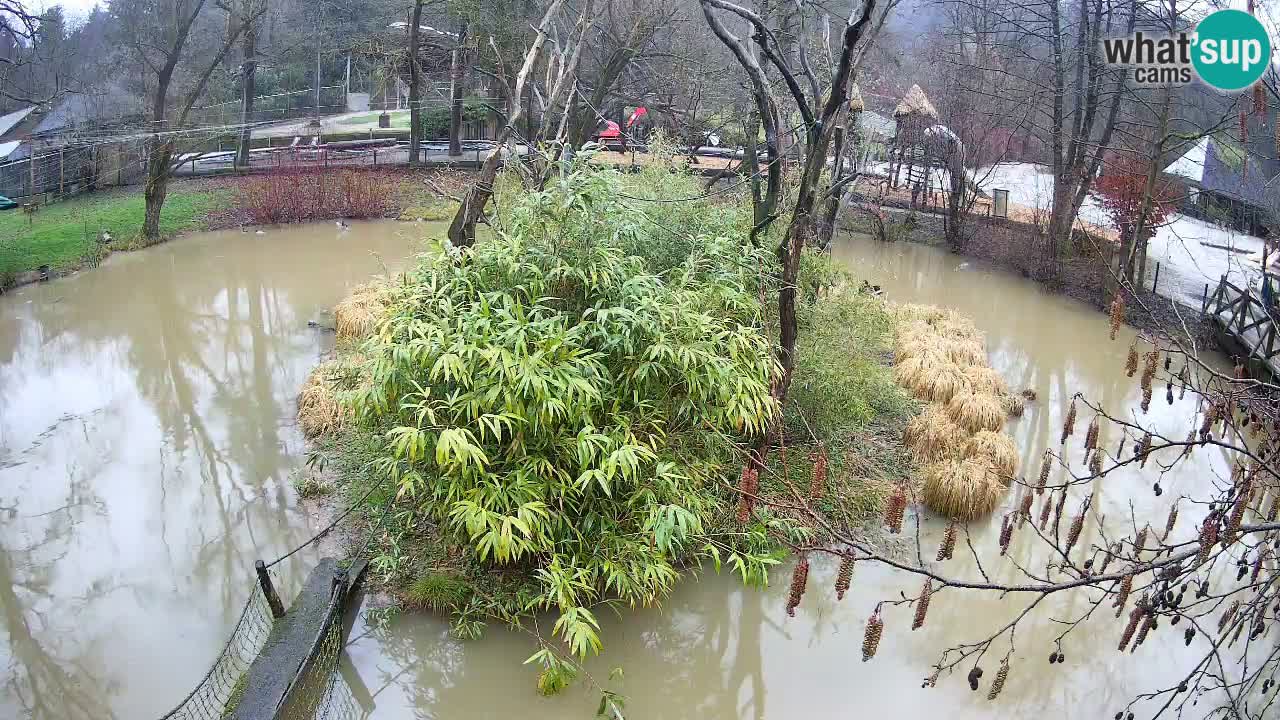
[156, 584, 276, 720]
[273, 573, 365, 720]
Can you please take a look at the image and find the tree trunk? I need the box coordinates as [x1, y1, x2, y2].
[407, 0, 424, 166]
[448, 21, 468, 157]
[236, 21, 257, 168]
[142, 136, 173, 243]
[447, 0, 566, 248]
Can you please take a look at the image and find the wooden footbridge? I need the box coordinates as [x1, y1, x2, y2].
[1204, 275, 1280, 379]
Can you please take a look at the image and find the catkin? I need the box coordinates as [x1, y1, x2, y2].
[1119, 605, 1143, 651]
[786, 555, 809, 617]
[1125, 346, 1139, 377]
[1114, 572, 1134, 616]
[1250, 548, 1267, 584]
[1197, 514, 1219, 566]
[937, 521, 958, 561]
[1089, 449, 1103, 477]
[1134, 526, 1149, 555]
[912, 578, 933, 630]
[835, 554, 855, 601]
[1037, 451, 1051, 496]
[1141, 351, 1159, 393]
[1018, 492, 1034, 527]
[885, 485, 907, 534]
[1141, 386, 1153, 413]
[863, 611, 883, 661]
[1062, 399, 1078, 444]
[1225, 481, 1251, 544]
[1065, 509, 1085, 557]
[737, 466, 759, 524]
[1131, 611, 1155, 652]
[1139, 431, 1153, 467]
[1109, 294, 1125, 340]
[809, 447, 828, 501]
[1052, 488, 1067, 538]
[999, 513, 1014, 556]
[1218, 599, 1240, 634]
[1085, 416, 1100, 452]
[987, 661, 1009, 700]
[1165, 501, 1179, 538]
[1039, 491, 1053, 530]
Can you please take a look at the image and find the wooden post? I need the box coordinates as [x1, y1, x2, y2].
[58, 148, 64, 196]
[1151, 261, 1160, 294]
[256, 560, 286, 619]
[29, 154, 35, 199]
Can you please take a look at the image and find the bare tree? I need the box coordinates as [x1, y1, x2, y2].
[234, 0, 266, 168]
[701, 0, 880, 462]
[113, 0, 263, 242]
[446, 0, 569, 247]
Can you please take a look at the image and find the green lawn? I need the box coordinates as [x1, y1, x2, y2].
[0, 187, 225, 279]
[337, 110, 411, 127]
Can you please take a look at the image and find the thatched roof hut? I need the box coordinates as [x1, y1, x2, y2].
[894, 84, 938, 120]
[849, 82, 865, 113]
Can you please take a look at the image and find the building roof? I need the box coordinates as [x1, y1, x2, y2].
[894, 85, 938, 119]
[0, 140, 20, 159]
[1163, 136, 1208, 182]
[0, 106, 35, 139]
[1160, 107, 1280, 211]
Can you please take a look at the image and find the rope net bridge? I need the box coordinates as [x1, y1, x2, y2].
[155, 509, 380, 720]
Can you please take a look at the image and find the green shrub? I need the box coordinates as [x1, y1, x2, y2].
[349, 162, 788, 661]
[406, 572, 472, 611]
[788, 252, 913, 444]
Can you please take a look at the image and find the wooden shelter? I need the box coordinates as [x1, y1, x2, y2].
[889, 84, 939, 200]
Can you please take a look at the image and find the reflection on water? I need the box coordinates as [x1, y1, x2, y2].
[0, 220, 426, 719]
[340, 234, 1232, 719]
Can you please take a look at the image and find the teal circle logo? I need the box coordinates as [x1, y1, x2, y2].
[1192, 9, 1271, 91]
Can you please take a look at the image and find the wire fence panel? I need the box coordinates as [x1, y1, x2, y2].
[156, 585, 276, 720]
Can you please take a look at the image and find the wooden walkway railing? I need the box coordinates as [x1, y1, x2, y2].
[1204, 275, 1280, 377]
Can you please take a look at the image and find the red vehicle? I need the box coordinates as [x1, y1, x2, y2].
[592, 108, 648, 151]
[594, 120, 623, 149]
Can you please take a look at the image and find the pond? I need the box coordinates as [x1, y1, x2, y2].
[338, 232, 1233, 719]
[0, 220, 426, 719]
[0, 224, 1232, 719]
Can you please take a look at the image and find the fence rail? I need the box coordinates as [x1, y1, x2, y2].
[1205, 275, 1280, 378]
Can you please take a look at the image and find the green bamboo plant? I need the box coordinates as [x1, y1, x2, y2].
[348, 163, 801, 672]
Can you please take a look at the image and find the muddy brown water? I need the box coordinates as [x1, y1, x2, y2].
[0, 224, 1235, 719]
[0, 220, 431, 719]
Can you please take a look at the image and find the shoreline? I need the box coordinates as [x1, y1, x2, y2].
[837, 202, 1217, 346]
[0, 168, 467, 295]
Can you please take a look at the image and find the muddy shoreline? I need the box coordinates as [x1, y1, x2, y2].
[837, 203, 1218, 347]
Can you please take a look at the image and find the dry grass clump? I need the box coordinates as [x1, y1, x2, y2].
[960, 430, 1018, 480]
[334, 281, 390, 341]
[898, 360, 970, 403]
[921, 457, 1005, 520]
[298, 362, 349, 438]
[943, 338, 987, 367]
[904, 405, 967, 462]
[892, 302, 1022, 520]
[947, 391, 1006, 433]
[963, 365, 1009, 396]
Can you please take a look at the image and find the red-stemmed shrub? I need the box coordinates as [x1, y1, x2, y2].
[235, 168, 396, 225]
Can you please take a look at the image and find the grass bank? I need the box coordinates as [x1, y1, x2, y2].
[0, 186, 227, 282]
[0, 168, 466, 291]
